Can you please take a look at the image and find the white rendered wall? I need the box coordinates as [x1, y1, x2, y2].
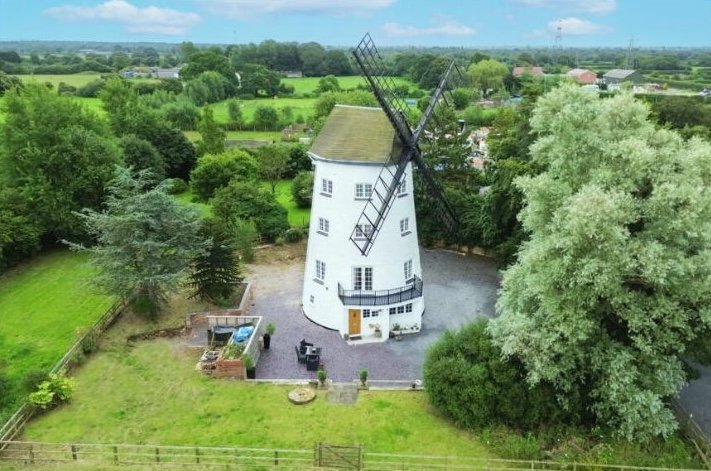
[301, 154, 424, 338]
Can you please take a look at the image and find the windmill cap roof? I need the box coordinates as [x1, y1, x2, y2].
[310, 105, 401, 163]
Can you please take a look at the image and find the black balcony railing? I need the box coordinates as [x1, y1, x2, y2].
[337, 276, 423, 306]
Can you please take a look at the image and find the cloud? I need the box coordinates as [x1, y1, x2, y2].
[527, 16, 610, 39]
[199, 0, 395, 19]
[382, 17, 476, 38]
[44, 0, 200, 35]
[551, 17, 611, 35]
[511, 0, 616, 14]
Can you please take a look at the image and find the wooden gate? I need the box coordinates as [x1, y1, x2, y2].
[315, 443, 363, 469]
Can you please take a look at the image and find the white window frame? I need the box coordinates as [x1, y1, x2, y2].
[355, 183, 373, 200]
[352, 266, 373, 291]
[315, 260, 326, 282]
[404, 260, 413, 281]
[398, 176, 407, 196]
[405, 303, 413, 313]
[400, 218, 410, 235]
[321, 178, 333, 196]
[318, 217, 330, 235]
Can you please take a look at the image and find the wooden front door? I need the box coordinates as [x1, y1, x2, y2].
[348, 309, 361, 336]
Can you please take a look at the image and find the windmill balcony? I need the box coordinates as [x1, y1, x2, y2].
[337, 276, 423, 306]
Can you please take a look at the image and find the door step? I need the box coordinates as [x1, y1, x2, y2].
[348, 335, 362, 341]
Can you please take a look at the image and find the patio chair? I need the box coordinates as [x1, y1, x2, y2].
[295, 345, 307, 364]
[306, 355, 320, 371]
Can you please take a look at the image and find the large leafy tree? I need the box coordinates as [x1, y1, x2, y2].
[490, 85, 711, 441]
[0, 84, 122, 240]
[74, 168, 206, 318]
[196, 107, 225, 156]
[257, 144, 290, 193]
[467, 58, 509, 94]
[190, 148, 259, 200]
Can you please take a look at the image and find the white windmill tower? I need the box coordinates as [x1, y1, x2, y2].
[301, 34, 460, 341]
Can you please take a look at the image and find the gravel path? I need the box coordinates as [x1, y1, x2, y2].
[251, 247, 499, 383]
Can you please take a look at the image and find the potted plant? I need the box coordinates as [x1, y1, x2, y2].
[359, 369, 368, 388]
[242, 354, 255, 379]
[317, 369, 327, 387]
[263, 322, 276, 349]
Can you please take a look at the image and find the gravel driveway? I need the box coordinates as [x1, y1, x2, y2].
[250, 245, 499, 383]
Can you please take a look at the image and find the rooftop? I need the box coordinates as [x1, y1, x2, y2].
[603, 69, 637, 79]
[309, 105, 401, 163]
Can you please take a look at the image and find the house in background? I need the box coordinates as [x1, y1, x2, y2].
[603, 69, 643, 85]
[566, 68, 598, 85]
[513, 66, 544, 78]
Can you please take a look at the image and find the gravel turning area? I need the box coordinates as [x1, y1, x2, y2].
[251, 244, 499, 383]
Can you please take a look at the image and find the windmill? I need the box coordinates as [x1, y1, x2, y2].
[349, 33, 460, 256]
[301, 33, 461, 342]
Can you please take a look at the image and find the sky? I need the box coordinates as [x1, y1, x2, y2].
[1, 0, 710, 48]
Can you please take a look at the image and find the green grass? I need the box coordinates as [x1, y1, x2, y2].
[15, 73, 104, 88]
[183, 130, 281, 142]
[173, 189, 212, 218]
[266, 179, 311, 227]
[0, 251, 115, 419]
[208, 97, 317, 123]
[282, 75, 417, 95]
[20, 338, 490, 456]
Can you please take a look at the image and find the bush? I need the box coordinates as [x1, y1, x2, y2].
[28, 374, 75, 410]
[76, 79, 105, 97]
[284, 228, 304, 242]
[212, 180, 289, 242]
[165, 178, 189, 194]
[57, 81, 76, 96]
[424, 320, 587, 431]
[190, 149, 259, 200]
[231, 218, 258, 262]
[286, 145, 312, 178]
[162, 100, 200, 131]
[291, 171, 314, 208]
[119, 134, 166, 180]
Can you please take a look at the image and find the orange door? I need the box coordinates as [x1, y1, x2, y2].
[348, 309, 361, 335]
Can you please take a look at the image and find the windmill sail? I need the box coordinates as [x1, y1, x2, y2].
[350, 33, 460, 256]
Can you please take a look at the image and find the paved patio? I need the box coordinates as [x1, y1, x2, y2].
[251, 247, 500, 383]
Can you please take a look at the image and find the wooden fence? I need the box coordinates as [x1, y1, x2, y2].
[0, 297, 127, 447]
[1, 441, 709, 471]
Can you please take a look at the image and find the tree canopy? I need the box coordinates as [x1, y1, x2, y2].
[490, 84, 711, 441]
[73, 168, 205, 318]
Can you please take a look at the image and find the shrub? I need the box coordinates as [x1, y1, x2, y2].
[291, 171, 314, 208]
[165, 178, 189, 195]
[162, 100, 200, 131]
[76, 79, 106, 98]
[284, 228, 304, 243]
[424, 320, 587, 431]
[119, 134, 166, 180]
[28, 374, 75, 410]
[212, 180, 289, 242]
[231, 218, 258, 262]
[190, 149, 259, 200]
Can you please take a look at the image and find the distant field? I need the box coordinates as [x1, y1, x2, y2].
[183, 130, 281, 142]
[282, 75, 417, 95]
[15, 73, 160, 88]
[0, 251, 115, 421]
[208, 96, 318, 123]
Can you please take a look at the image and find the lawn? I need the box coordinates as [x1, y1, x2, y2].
[282, 75, 418, 95]
[268, 179, 311, 227]
[183, 130, 281, 142]
[15, 73, 160, 89]
[0, 251, 115, 421]
[208, 96, 318, 123]
[20, 338, 490, 456]
[173, 189, 212, 218]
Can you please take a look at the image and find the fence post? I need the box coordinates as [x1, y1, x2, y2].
[71, 444, 77, 460]
[113, 445, 118, 464]
[155, 447, 160, 463]
[274, 450, 279, 466]
[195, 446, 200, 464]
[28, 444, 34, 464]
